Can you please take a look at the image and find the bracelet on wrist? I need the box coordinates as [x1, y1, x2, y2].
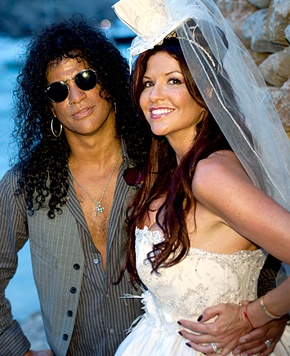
[243, 303, 254, 329]
[260, 296, 281, 320]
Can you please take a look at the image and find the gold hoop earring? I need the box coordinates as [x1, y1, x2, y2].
[51, 118, 63, 138]
[67, 101, 73, 107]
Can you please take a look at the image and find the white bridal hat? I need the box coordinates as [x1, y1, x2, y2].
[112, 0, 190, 56]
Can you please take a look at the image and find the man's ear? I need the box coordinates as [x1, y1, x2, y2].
[51, 107, 56, 117]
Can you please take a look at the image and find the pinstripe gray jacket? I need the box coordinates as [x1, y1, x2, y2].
[0, 159, 141, 355]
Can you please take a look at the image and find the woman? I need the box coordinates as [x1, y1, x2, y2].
[113, 0, 290, 355]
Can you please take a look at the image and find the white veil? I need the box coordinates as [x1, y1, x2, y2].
[113, 0, 290, 212]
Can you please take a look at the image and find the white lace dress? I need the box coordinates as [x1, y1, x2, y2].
[115, 227, 290, 355]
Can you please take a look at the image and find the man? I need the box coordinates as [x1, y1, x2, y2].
[0, 16, 147, 355]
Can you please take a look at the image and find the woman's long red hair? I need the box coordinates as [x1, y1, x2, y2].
[122, 38, 231, 286]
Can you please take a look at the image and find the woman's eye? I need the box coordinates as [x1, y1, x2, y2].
[169, 78, 182, 85]
[142, 81, 153, 88]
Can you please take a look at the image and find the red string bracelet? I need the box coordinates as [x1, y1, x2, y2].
[243, 303, 254, 329]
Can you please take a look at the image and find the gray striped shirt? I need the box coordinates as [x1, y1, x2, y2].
[0, 159, 141, 355]
[66, 161, 141, 355]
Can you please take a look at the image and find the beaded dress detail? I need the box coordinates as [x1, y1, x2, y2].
[115, 227, 290, 355]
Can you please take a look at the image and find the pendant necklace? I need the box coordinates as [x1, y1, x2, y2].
[68, 151, 122, 216]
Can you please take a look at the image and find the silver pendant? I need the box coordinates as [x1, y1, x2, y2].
[95, 203, 104, 215]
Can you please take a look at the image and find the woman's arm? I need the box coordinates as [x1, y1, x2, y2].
[181, 153, 290, 355]
[193, 152, 290, 263]
[247, 278, 290, 328]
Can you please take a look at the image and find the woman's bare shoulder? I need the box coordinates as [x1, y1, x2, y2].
[195, 150, 248, 180]
[192, 150, 252, 200]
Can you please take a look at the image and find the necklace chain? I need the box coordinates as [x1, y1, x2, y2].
[68, 151, 122, 216]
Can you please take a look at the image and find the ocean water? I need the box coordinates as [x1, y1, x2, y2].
[0, 35, 42, 323]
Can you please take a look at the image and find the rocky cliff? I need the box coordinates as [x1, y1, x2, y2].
[217, 0, 290, 136]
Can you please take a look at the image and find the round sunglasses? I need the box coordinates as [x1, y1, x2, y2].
[44, 69, 98, 103]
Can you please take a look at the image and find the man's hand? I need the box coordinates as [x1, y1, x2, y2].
[233, 316, 288, 356]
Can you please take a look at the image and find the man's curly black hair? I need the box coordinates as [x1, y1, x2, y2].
[12, 15, 148, 218]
